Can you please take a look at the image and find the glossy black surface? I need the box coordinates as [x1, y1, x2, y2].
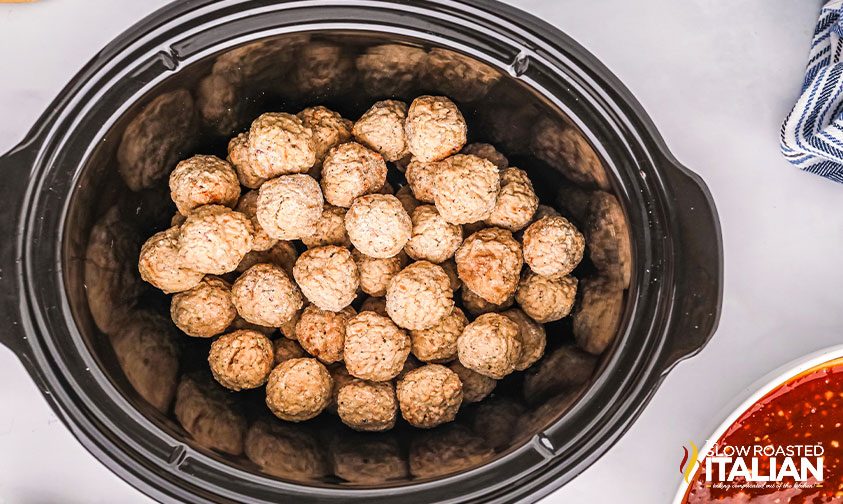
[0, 1, 722, 502]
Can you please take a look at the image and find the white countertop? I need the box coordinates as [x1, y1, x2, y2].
[1, 1, 842, 503]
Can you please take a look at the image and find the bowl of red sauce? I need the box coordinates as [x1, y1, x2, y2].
[674, 346, 843, 503]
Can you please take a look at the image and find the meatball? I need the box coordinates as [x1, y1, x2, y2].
[515, 271, 578, 323]
[344, 311, 410, 381]
[236, 240, 298, 277]
[405, 95, 467, 162]
[501, 308, 546, 371]
[440, 259, 462, 291]
[139, 226, 204, 293]
[265, 358, 333, 422]
[457, 313, 521, 379]
[247, 112, 316, 178]
[293, 246, 359, 312]
[231, 263, 303, 327]
[396, 364, 462, 428]
[178, 205, 254, 275]
[277, 306, 303, 340]
[411, 307, 467, 363]
[485, 168, 538, 232]
[301, 205, 351, 248]
[320, 142, 387, 208]
[171, 276, 237, 338]
[404, 205, 462, 263]
[395, 184, 420, 215]
[256, 174, 324, 240]
[386, 261, 454, 330]
[572, 276, 624, 355]
[455, 227, 522, 305]
[359, 296, 389, 317]
[353, 249, 407, 297]
[433, 154, 500, 224]
[296, 305, 355, 364]
[447, 361, 496, 403]
[461, 143, 508, 170]
[208, 330, 274, 391]
[297, 106, 353, 163]
[404, 158, 441, 203]
[273, 337, 307, 365]
[235, 190, 277, 252]
[337, 380, 398, 432]
[355, 43, 427, 96]
[352, 100, 408, 162]
[228, 316, 276, 337]
[327, 363, 355, 415]
[345, 194, 412, 258]
[169, 155, 240, 216]
[227, 132, 266, 189]
[460, 285, 515, 316]
[522, 215, 585, 279]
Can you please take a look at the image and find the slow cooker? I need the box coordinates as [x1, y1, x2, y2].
[0, 0, 723, 502]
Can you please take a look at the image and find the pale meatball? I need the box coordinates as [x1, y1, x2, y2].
[396, 364, 462, 428]
[433, 154, 500, 224]
[405, 95, 467, 162]
[139, 227, 204, 293]
[296, 305, 355, 364]
[352, 100, 408, 162]
[405, 205, 462, 263]
[359, 296, 389, 317]
[337, 380, 398, 432]
[395, 184, 420, 215]
[236, 240, 298, 277]
[344, 311, 410, 381]
[171, 276, 237, 338]
[404, 158, 441, 203]
[231, 263, 303, 327]
[455, 227, 522, 305]
[208, 330, 274, 391]
[572, 276, 624, 355]
[460, 285, 515, 316]
[411, 307, 467, 363]
[440, 259, 462, 291]
[256, 174, 324, 240]
[461, 143, 508, 170]
[320, 142, 387, 207]
[353, 249, 407, 297]
[301, 205, 351, 248]
[293, 246, 359, 312]
[178, 205, 254, 275]
[501, 308, 546, 371]
[227, 132, 266, 189]
[515, 271, 578, 323]
[297, 106, 353, 163]
[522, 215, 585, 279]
[447, 361, 496, 403]
[457, 313, 521, 379]
[273, 337, 307, 365]
[247, 112, 316, 178]
[386, 261, 454, 330]
[265, 358, 333, 422]
[485, 168, 538, 232]
[169, 155, 240, 215]
[345, 194, 412, 258]
[235, 191, 277, 252]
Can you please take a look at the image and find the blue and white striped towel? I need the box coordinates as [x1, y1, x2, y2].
[781, 0, 843, 183]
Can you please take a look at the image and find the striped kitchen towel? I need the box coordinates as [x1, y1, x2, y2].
[781, 0, 843, 183]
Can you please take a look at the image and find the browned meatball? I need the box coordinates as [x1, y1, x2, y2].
[327, 363, 355, 415]
[208, 330, 275, 391]
[234, 191, 277, 252]
[227, 132, 265, 189]
[353, 249, 407, 297]
[410, 307, 467, 363]
[273, 337, 307, 365]
[433, 154, 500, 224]
[295, 305, 355, 364]
[501, 308, 546, 371]
[485, 168, 538, 232]
[169, 155, 240, 216]
[320, 142, 387, 208]
[460, 285, 515, 316]
[352, 100, 409, 162]
[404, 158, 441, 203]
[297, 106, 353, 163]
[138, 226, 204, 294]
[455, 227, 522, 305]
[236, 240, 298, 277]
[522, 215, 585, 279]
[461, 142, 508, 170]
[386, 261, 454, 331]
[447, 361, 496, 403]
[515, 271, 578, 323]
[359, 296, 389, 317]
[345, 194, 412, 258]
[247, 112, 317, 178]
[171, 276, 237, 338]
[457, 313, 521, 379]
[405, 95, 467, 162]
[293, 245, 359, 312]
[231, 263, 303, 327]
[337, 380, 398, 432]
[344, 311, 410, 381]
[265, 358, 333, 422]
[178, 205, 254, 275]
[396, 364, 463, 428]
[301, 205, 351, 248]
[395, 184, 420, 215]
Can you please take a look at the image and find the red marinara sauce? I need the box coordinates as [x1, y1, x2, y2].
[683, 358, 843, 503]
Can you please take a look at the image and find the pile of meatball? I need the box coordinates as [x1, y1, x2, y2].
[137, 95, 587, 431]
